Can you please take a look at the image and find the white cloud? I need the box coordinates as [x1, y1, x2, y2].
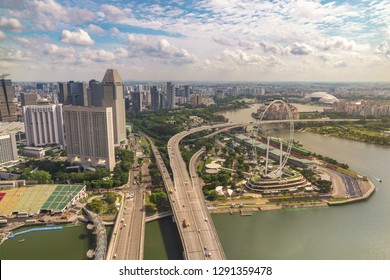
[290, 42, 314, 55]
[86, 24, 105, 34]
[318, 37, 370, 52]
[109, 27, 120, 34]
[258, 41, 289, 55]
[101, 4, 126, 19]
[81, 48, 115, 62]
[0, 61, 17, 68]
[42, 43, 76, 59]
[60, 29, 94, 46]
[15, 37, 30, 44]
[0, 31, 6, 40]
[283, 0, 360, 24]
[319, 55, 348, 68]
[68, 8, 96, 24]
[0, 47, 31, 61]
[86, 24, 121, 35]
[28, 0, 67, 30]
[0, 17, 23, 31]
[376, 41, 390, 58]
[213, 37, 233, 47]
[127, 34, 197, 64]
[115, 47, 128, 58]
[386, 27, 390, 40]
[219, 49, 265, 65]
[25, 0, 96, 30]
[0, 0, 26, 9]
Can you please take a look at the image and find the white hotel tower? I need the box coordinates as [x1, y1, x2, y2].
[63, 106, 115, 171]
[23, 104, 65, 147]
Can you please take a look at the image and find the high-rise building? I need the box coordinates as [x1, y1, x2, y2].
[0, 77, 17, 122]
[63, 106, 115, 171]
[131, 91, 142, 113]
[102, 69, 126, 145]
[192, 93, 203, 106]
[125, 96, 131, 111]
[143, 91, 151, 106]
[215, 90, 225, 99]
[23, 104, 65, 147]
[184, 85, 190, 100]
[58, 82, 68, 104]
[58, 81, 88, 106]
[89, 79, 103, 107]
[21, 93, 38, 106]
[166, 82, 175, 109]
[0, 133, 18, 165]
[36, 83, 46, 91]
[151, 86, 160, 110]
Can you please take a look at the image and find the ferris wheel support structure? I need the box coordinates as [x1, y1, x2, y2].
[252, 100, 295, 179]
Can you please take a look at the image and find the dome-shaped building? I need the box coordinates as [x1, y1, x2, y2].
[302, 92, 338, 104]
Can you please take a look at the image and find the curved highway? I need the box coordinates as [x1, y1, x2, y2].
[167, 123, 241, 260]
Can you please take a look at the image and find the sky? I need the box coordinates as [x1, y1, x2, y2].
[0, 0, 390, 82]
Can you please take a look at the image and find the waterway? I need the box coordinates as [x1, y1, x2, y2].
[0, 223, 113, 260]
[144, 217, 183, 260]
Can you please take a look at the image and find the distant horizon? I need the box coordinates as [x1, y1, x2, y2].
[9, 79, 390, 86]
[1, 1, 390, 82]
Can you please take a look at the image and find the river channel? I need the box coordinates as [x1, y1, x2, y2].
[0, 223, 97, 260]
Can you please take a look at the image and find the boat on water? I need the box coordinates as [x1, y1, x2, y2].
[374, 177, 382, 183]
[18, 239, 25, 243]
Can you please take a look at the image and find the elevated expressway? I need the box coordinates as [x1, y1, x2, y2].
[143, 124, 239, 260]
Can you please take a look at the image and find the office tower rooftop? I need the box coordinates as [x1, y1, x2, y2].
[102, 69, 123, 85]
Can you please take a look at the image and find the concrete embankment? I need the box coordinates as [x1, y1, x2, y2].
[328, 178, 376, 206]
[209, 201, 329, 214]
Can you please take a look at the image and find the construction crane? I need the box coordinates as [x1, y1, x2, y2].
[0, 74, 10, 79]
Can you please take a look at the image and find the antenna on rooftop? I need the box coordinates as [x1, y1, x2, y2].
[0, 74, 10, 79]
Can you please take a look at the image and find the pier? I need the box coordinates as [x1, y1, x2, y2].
[239, 209, 253, 216]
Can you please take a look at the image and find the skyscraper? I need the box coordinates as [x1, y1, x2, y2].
[63, 106, 115, 171]
[192, 93, 203, 106]
[89, 79, 103, 107]
[58, 82, 68, 104]
[0, 133, 18, 165]
[166, 82, 175, 109]
[21, 93, 38, 107]
[102, 69, 126, 145]
[151, 86, 160, 110]
[0, 77, 17, 122]
[23, 104, 65, 147]
[58, 81, 88, 106]
[131, 91, 142, 113]
[184, 85, 190, 100]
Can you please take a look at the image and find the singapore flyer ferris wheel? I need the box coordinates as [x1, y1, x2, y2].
[252, 100, 295, 179]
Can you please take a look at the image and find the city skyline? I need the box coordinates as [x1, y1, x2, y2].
[1, 0, 390, 82]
